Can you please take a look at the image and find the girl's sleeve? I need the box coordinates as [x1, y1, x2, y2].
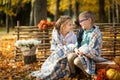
[67, 33, 77, 51]
[50, 29, 71, 53]
[50, 29, 63, 52]
[72, 33, 77, 44]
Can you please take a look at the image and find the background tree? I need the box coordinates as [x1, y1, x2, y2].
[0, 0, 31, 33]
[74, 0, 79, 19]
[29, 0, 35, 26]
[98, 0, 106, 23]
[54, 0, 60, 21]
[114, 0, 119, 23]
[34, 0, 47, 25]
[107, 0, 113, 23]
[68, 0, 72, 17]
[5, 0, 11, 33]
[80, 0, 99, 21]
[0, 0, 120, 31]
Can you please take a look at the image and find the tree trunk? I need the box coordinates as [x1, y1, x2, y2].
[68, 0, 72, 17]
[54, 0, 60, 21]
[34, 0, 47, 26]
[108, 6, 111, 23]
[29, 0, 35, 26]
[6, 0, 11, 33]
[112, 0, 116, 23]
[115, 0, 119, 23]
[74, 0, 79, 20]
[98, 0, 106, 23]
[108, 0, 113, 23]
[10, 16, 14, 28]
[6, 14, 9, 33]
[118, 5, 120, 23]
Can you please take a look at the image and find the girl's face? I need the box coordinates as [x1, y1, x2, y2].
[62, 20, 73, 33]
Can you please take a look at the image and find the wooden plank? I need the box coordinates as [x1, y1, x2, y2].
[14, 24, 120, 61]
[101, 54, 120, 56]
[15, 26, 37, 28]
[102, 48, 114, 50]
[95, 23, 120, 26]
[14, 31, 47, 34]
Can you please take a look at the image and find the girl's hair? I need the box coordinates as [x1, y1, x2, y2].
[55, 16, 71, 34]
[79, 11, 95, 23]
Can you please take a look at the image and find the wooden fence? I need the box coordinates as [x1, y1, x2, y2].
[13, 23, 120, 61]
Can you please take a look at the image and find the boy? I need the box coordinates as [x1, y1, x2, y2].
[68, 11, 107, 77]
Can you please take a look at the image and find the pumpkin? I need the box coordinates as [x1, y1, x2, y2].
[106, 69, 120, 80]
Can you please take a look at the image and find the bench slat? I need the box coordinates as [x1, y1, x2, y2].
[14, 24, 120, 62]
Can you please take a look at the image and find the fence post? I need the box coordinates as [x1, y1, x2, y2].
[14, 21, 20, 61]
[43, 30, 46, 57]
[17, 21, 20, 40]
[112, 22, 116, 57]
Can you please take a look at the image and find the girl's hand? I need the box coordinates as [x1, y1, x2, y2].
[74, 48, 79, 55]
[62, 39, 66, 45]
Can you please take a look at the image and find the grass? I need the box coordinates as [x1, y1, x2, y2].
[0, 27, 15, 39]
[0, 27, 14, 32]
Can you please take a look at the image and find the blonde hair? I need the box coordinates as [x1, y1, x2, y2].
[55, 16, 71, 34]
[79, 11, 95, 24]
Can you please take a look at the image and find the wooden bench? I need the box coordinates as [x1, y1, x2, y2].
[96, 23, 120, 59]
[13, 23, 120, 61]
[13, 23, 120, 79]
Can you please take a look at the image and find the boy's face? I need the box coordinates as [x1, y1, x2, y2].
[79, 16, 91, 30]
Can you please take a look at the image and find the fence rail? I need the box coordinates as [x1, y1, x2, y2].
[13, 23, 120, 61]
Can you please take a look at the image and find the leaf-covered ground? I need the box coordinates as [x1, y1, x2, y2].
[0, 34, 84, 80]
[0, 35, 42, 80]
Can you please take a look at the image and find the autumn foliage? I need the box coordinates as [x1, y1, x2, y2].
[0, 37, 41, 79]
[96, 69, 108, 80]
[106, 58, 120, 80]
[37, 19, 55, 31]
[96, 57, 120, 80]
[0, 36, 77, 80]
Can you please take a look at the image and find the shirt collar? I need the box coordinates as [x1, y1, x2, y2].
[61, 31, 73, 39]
[84, 28, 94, 34]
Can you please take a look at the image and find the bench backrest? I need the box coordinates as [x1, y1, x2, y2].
[96, 23, 120, 59]
[14, 23, 120, 61]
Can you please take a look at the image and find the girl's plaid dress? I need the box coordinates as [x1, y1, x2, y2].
[30, 28, 77, 80]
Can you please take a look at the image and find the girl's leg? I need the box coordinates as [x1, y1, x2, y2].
[67, 53, 78, 74]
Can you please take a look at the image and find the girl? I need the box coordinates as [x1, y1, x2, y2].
[30, 16, 77, 80]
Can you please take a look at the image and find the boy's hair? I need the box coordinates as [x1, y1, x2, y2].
[79, 11, 95, 23]
[55, 16, 71, 34]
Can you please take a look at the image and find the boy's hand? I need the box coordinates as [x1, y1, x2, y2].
[74, 48, 83, 56]
[74, 48, 78, 54]
[77, 51, 83, 56]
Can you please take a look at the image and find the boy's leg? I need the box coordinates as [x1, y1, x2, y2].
[74, 57, 90, 77]
[67, 53, 78, 74]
